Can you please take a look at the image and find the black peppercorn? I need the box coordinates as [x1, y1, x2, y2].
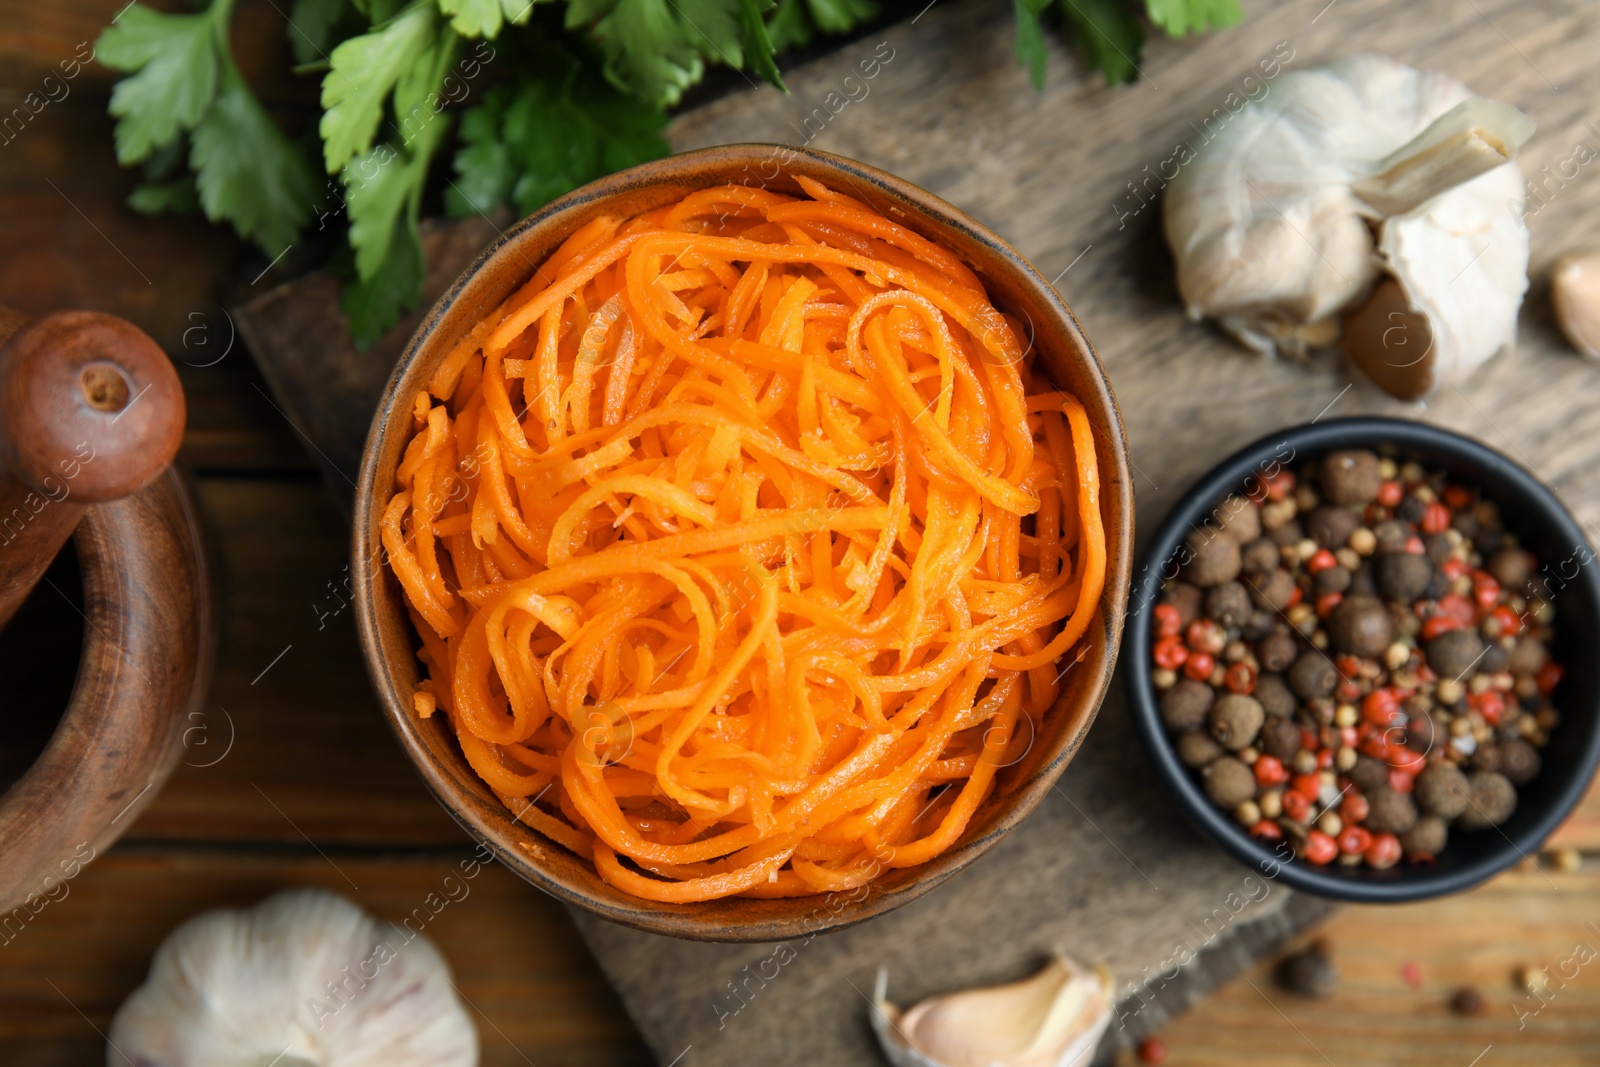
[1451, 986, 1488, 1017]
[1241, 610, 1279, 641]
[1314, 565, 1352, 596]
[1426, 629, 1484, 681]
[1374, 551, 1432, 602]
[1162, 581, 1203, 627]
[1470, 742, 1502, 774]
[1205, 581, 1254, 628]
[1488, 547, 1536, 591]
[1424, 532, 1454, 564]
[1500, 738, 1541, 785]
[1287, 652, 1338, 700]
[1395, 495, 1428, 525]
[1350, 755, 1389, 792]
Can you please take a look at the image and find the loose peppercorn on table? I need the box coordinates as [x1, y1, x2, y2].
[5, 0, 1600, 1065]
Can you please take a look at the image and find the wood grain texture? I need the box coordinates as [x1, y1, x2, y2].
[0, 468, 212, 914]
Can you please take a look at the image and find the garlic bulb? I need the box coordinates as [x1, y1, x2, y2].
[1164, 54, 1535, 399]
[871, 954, 1113, 1067]
[1552, 250, 1600, 358]
[108, 888, 477, 1067]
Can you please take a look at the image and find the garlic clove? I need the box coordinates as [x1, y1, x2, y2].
[108, 888, 478, 1067]
[1344, 277, 1437, 400]
[1552, 251, 1600, 358]
[871, 954, 1113, 1067]
[1352, 97, 1536, 218]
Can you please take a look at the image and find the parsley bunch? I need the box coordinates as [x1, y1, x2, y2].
[96, 0, 1237, 345]
[1014, 0, 1242, 87]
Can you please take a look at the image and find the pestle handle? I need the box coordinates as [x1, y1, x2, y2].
[0, 308, 185, 627]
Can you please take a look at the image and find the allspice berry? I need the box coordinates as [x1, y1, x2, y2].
[1305, 505, 1359, 550]
[1327, 595, 1393, 658]
[1203, 756, 1257, 808]
[1278, 941, 1338, 999]
[1257, 632, 1298, 674]
[1177, 731, 1225, 768]
[1427, 629, 1485, 681]
[1160, 678, 1214, 732]
[1401, 815, 1448, 859]
[1314, 565, 1352, 596]
[1186, 531, 1242, 587]
[1249, 568, 1297, 611]
[1349, 755, 1389, 792]
[1501, 738, 1542, 785]
[1374, 551, 1433, 602]
[1253, 674, 1296, 718]
[1288, 652, 1337, 700]
[1414, 762, 1470, 819]
[1456, 771, 1517, 829]
[1216, 496, 1262, 543]
[1241, 537, 1282, 575]
[1262, 716, 1304, 760]
[1210, 694, 1265, 750]
[1365, 786, 1418, 834]
[1321, 450, 1383, 505]
[1487, 547, 1536, 591]
[1451, 986, 1488, 1017]
[1205, 581, 1254, 628]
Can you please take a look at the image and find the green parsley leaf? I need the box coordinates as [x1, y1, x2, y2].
[287, 0, 352, 64]
[97, 5, 219, 164]
[1145, 0, 1241, 37]
[568, 0, 704, 107]
[320, 2, 438, 173]
[341, 213, 426, 344]
[737, 0, 785, 92]
[438, 0, 535, 38]
[1061, 0, 1143, 85]
[444, 90, 516, 216]
[764, 0, 812, 51]
[804, 0, 874, 34]
[190, 64, 321, 255]
[129, 176, 200, 216]
[1013, 0, 1052, 90]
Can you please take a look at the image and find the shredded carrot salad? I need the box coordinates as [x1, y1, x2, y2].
[382, 177, 1106, 902]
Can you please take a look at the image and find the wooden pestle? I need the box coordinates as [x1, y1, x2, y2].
[0, 307, 184, 628]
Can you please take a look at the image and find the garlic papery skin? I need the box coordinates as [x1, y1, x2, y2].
[871, 955, 1113, 1067]
[1552, 251, 1600, 358]
[107, 888, 477, 1067]
[1164, 54, 1533, 396]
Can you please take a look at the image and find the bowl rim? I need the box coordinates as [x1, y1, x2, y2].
[1125, 415, 1600, 903]
[352, 142, 1134, 940]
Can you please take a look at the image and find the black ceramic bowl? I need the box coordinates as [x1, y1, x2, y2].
[1127, 417, 1600, 902]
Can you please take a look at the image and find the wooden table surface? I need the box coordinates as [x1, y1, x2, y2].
[2, 1, 1600, 1064]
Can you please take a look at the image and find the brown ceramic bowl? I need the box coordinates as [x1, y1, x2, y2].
[353, 144, 1133, 941]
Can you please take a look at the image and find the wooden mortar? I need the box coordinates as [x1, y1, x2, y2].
[0, 306, 212, 916]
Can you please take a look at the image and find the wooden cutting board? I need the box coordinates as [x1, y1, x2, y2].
[233, 0, 1600, 1061]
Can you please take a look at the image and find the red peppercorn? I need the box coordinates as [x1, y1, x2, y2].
[1377, 480, 1404, 508]
[1538, 661, 1564, 694]
[1225, 661, 1257, 695]
[1265, 469, 1296, 501]
[1183, 651, 1215, 681]
[1282, 789, 1312, 821]
[1317, 747, 1334, 769]
[1421, 502, 1452, 534]
[1153, 636, 1188, 670]
[1399, 959, 1422, 986]
[1303, 830, 1338, 865]
[1361, 734, 1390, 760]
[1291, 773, 1322, 801]
[1308, 548, 1338, 574]
[1315, 592, 1343, 618]
[1335, 678, 1363, 703]
[1186, 618, 1227, 654]
[1439, 594, 1476, 626]
[1368, 832, 1403, 869]
[1361, 688, 1401, 726]
[1338, 725, 1359, 748]
[1300, 727, 1319, 751]
[1138, 1037, 1168, 1065]
[1403, 535, 1426, 555]
[1472, 572, 1501, 611]
[1254, 754, 1288, 788]
[1471, 690, 1506, 726]
[1339, 825, 1373, 855]
[1340, 792, 1370, 824]
[1334, 655, 1362, 680]
[1251, 819, 1284, 841]
[1487, 605, 1521, 637]
[1420, 616, 1458, 640]
[1439, 557, 1466, 581]
[1152, 602, 1182, 637]
[1286, 584, 1304, 608]
[1443, 485, 1473, 510]
[1388, 768, 1416, 794]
